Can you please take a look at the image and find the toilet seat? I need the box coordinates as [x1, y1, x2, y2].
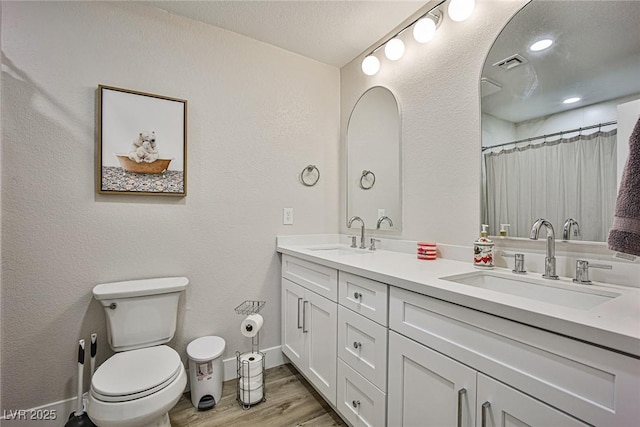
[91, 345, 182, 403]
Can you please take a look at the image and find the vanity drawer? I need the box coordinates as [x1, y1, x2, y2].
[337, 359, 386, 427]
[338, 271, 388, 325]
[282, 254, 338, 301]
[338, 305, 388, 391]
[389, 286, 640, 427]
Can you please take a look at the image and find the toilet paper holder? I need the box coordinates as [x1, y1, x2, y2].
[235, 300, 267, 410]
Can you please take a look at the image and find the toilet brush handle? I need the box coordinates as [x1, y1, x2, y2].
[76, 340, 85, 416]
[90, 334, 97, 377]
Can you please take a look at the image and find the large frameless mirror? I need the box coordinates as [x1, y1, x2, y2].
[480, 0, 640, 242]
[347, 86, 401, 231]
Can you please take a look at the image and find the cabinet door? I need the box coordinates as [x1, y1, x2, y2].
[388, 331, 476, 427]
[476, 374, 589, 427]
[305, 288, 338, 405]
[282, 278, 305, 368]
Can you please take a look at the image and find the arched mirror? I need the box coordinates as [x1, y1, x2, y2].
[347, 86, 401, 231]
[480, 1, 640, 242]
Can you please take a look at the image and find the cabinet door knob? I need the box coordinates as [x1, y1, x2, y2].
[354, 292, 362, 300]
[352, 400, 361, 408]
[353, 341, 362, 349]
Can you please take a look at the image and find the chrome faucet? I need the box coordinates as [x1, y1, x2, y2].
[529, 218, 559, 280]
[347, 216, 366, 249]
[376, 216, 394, 229]
[562, 218, 581, 240]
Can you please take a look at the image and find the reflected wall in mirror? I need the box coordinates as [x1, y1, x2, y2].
[480, 1, 640, 242]
[347, 86, 401, 231]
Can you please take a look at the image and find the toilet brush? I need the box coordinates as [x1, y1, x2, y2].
[65, 339, 96, 427]
[90, 333, 97, 378]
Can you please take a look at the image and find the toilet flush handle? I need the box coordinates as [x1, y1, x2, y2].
[109, 302, 117, 310]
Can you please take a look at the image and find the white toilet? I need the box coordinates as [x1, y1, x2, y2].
[87, 277, 189, 427]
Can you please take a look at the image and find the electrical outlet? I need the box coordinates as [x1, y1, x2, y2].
[283, 208, 294, 225]
[378, 209, 386, 218]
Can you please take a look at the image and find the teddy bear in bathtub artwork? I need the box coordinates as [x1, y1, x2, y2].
[128, 131, 159, 163]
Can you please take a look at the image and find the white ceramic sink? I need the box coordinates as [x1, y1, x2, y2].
[306, 245, 371, 256]
[440, 271, 621, 310]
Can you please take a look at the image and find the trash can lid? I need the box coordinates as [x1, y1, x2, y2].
[187, 336, 226, 362]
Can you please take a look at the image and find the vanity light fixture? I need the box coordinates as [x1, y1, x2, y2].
[448, 0, 475, 22]
[563, 97, 581, 104]
[529, 38, 554, 52]
[413, 11, 442, 43]
[361, 55, 381, 75]
[360, 0, 455, 75]
[385, 38, 405, 61]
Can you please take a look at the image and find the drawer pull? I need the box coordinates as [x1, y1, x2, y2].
[353, 341, 362, 349]
[352, 400, 361, 408]
[354, 292, 363, 300]
[297, 297, 303, 329]
[457, 388, 467, 427]
[481, 401, 491, 427]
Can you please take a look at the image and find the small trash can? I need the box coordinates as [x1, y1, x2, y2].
[187, 336, 226, 410]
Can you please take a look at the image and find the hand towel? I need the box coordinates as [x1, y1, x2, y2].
[608, 116, 640, 256]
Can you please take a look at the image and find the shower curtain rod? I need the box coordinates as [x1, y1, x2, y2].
[482, 120, 617, 151]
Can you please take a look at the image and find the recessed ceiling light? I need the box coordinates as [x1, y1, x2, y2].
[563, 97, 581, 104]
[529, 39, 553, 52]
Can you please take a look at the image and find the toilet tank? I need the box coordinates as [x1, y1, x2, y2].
[93, 277, 189, 352]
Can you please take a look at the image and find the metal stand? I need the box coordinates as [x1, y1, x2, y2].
[234, 300, 266, 410]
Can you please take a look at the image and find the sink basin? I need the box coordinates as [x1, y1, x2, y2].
[440, 271, 620, 310]
[307, 245, 370, 255]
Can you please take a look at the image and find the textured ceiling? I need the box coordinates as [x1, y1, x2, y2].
[143, 1, 427, 67]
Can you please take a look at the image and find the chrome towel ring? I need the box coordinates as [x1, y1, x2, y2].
[301, 164, 320, 187]
[359, 170, 375, 190]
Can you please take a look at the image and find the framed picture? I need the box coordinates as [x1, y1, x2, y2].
[97, 85, 187, 196]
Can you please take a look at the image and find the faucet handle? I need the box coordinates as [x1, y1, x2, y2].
[573, 259, 612, 284]
[369, 238, 381, 251]
[347, 235, 357, 248]
[501, 252, 526, 274]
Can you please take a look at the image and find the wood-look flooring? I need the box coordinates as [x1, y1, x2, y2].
[169, 364, 347, 427]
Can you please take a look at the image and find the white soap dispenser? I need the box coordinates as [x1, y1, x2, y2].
[499, 224, 510, 238]
[473, 224, 494, 269]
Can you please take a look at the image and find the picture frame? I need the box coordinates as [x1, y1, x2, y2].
[97, 85, 187, 196]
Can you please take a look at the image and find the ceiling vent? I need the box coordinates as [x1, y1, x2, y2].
[493, 53, 528, 71]
[481, 77, 502, 97]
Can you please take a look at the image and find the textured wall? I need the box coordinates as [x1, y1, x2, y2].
[1, 1, 339, 409]
[340, 0, 526, 244]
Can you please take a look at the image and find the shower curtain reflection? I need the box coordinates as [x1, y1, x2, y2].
[482, 130, 617, 241]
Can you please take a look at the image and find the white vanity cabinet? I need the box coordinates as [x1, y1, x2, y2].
[281, 255, 338, 405]
[388, 331, 589, 427]
[336, 272, 389, 427]
[388, 286, 640, 427]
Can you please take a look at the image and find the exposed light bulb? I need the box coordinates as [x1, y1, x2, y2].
[563, 97, 581, 104]
[529, 39, 553, 52]
[413, 16, 437, 43]
[384, 38, 405, 61]
[361, 55, 380, 76]
[448, 0, 475, 22]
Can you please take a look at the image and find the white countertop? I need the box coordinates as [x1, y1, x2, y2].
[277, 235, 640, 358]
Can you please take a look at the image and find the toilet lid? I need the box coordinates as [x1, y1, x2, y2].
[91, 345, 182, 402]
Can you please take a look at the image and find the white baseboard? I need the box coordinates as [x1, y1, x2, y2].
[0, 346, 285, 426]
